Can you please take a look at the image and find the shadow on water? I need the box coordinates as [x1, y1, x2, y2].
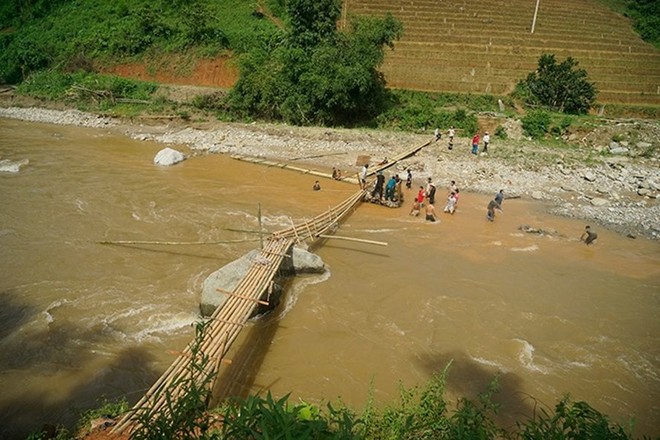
[0, 290, 37, 341]
[414, 351, 536, 430]
[0, 288, 160, 439]
[210, 310, 282, 406]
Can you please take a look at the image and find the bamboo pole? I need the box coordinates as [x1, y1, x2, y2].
[99, 238, 260, 245]
[531, 0, 541, 33]
[317, 234, 388, 246]
[258, 203, 264, 249]
[290, 152, 345, 161]
[218, 289, 270, 306]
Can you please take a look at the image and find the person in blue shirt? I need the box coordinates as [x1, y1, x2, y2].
[495, 189, 504, 206]
[385, 175, 397, 200]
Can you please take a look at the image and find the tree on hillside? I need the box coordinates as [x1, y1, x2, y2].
[515, 54, 597, 115]
[227, 0, 402, 126]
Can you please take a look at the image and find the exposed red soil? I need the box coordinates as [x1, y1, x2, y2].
[103, 57, 238, 89]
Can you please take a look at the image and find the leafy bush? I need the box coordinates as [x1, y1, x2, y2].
[495, 125, 508, 139]
[227, 0, 403, 126]
[375, 90, 479, 134]
[15, 70, 77, 100]
[517, 396, 631, 439]
[131, 321, 218, 440]
[625, 0, 660, 48]
[515, 53, 597, 114]
[75, 398, 129, 437]
[220, 393, 340, 439]
[16, 70, 157, 104]
[192, 92, 227, 112]
[550, 115, 574, 136]
[522, 110, 552, 139]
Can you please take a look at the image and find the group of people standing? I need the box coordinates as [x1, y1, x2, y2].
[371, 170, 403, 203]
[471, 131, 490, 155]
[322, 131, 599, 245]
[409, 177, 460, 222]
[434, 126, 489, 155]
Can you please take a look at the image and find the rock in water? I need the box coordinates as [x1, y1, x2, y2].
[154, 147, 185, 166]
[200, 246, 326, 316]
[0, 158, 29, 173]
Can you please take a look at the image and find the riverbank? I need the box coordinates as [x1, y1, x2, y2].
[1, 104, 659, 240]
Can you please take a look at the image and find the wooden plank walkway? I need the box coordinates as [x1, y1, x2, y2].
[112, 137, 433, 435]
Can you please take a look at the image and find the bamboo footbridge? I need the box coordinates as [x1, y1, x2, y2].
[111, 137, 433, 435]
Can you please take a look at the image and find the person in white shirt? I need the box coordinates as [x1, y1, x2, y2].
[483, 131, 490, 153]
[360, 163, 369, 189]
[447, 126, 455, 149]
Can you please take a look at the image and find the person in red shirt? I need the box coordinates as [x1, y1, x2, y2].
[471, 133, 480, 155]
[416, 186, 426, 205]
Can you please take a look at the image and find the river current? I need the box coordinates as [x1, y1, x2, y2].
[0, 118, 658, 438]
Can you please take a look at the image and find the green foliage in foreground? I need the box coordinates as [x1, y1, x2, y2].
[515, 54, 597, 115]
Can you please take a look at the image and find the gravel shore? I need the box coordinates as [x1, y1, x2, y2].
[2, 106, 659, 240]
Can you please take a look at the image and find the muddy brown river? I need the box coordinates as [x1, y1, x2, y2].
[0, 118, 658, 438]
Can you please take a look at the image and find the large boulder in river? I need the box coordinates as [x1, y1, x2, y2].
[279, 247, 326, 276]
[154, 147, 185, 166]
[200, 246, 326, 317]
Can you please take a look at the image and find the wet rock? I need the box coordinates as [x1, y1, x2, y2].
[200, 246, 325, 316]
[154, 147, 185, 166]
[518, 224, 558, 236]
[0, 158, 29, 173]
[201, 249, 260, 316]
[280, 247, 326, 275]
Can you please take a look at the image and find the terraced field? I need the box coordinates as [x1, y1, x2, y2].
[344, 0, 660, 106]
